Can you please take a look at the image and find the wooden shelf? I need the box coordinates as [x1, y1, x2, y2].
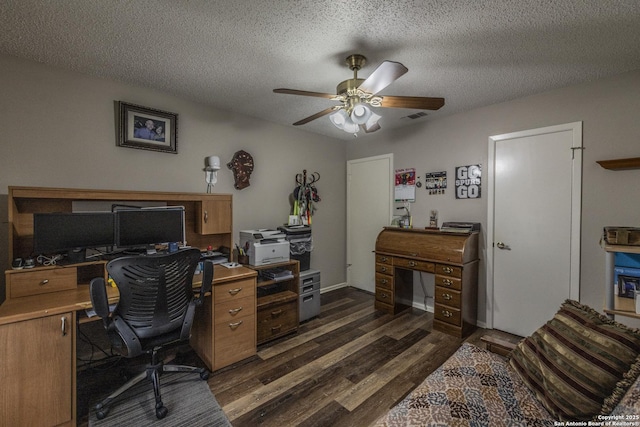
[257, 290, 297, 309]
[604, 308, 640, 320]
[596, 157, 640, 170]
[603, 244, 640, 254]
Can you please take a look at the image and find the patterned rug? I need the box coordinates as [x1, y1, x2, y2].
[88, 372, 231, 427]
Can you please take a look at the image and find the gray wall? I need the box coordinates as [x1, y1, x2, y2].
[2, 53, 639, 329]
[0, 55, 347, 296]
[348, 69, 640, 327]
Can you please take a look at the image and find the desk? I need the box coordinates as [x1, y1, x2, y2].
[0, 264, 256, 427]
[374, 228, 479, 338]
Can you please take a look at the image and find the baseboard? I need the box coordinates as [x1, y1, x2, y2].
[320, 282, 348, 294]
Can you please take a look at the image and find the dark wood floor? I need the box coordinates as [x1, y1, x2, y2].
[77, 287, 520, 426]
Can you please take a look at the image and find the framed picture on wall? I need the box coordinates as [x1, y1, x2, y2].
[117, 102, 178, 153]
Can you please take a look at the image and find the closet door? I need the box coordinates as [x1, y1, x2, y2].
[487, 123, 582, 337]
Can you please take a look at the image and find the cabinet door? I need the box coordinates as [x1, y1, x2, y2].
[197, 200, 232, 234]
[0, 313, 73, 426]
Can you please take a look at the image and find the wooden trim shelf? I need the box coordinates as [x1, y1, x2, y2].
[604, 308, 640, 320]
[257, 290, 298, 309]
[596, 157, 640, 170]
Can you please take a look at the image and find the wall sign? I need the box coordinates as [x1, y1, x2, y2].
[455, 164, 481, 199]
[425, 171, 447, 195]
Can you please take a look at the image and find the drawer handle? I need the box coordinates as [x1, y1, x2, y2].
[61, 316, 67, 336]
[381, 278, 388, 285]
[228, 320, 243, 330]
[441, 266, 454, 274]
[271, 309, 283, 318]
[228, 307, 243, 315]
[410, 253, 418, 257]
[40, 279, 49, 286]
[271, 324, 282, 333]
[380, 293, 388, 299]
[442, 278, 453, 286]
[302, 285, 314, 293]
[380, 256, 387, 262]
[442, 310, 453, 318]
[303, 278, 314, 285]
[228, 288, 242, 296]
[442, 293, 452, 301]
[408, 261, 417, 267]
[381, 266, 387, 272]
[204, 210, 209, 223]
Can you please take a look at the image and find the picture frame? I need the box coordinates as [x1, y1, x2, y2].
[117, 102, 178, 153]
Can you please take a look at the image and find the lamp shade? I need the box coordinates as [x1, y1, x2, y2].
[329, 109, 348, 129]
[350, 104, 372, 125]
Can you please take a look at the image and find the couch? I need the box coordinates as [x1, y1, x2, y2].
[375, 300, 640, 426]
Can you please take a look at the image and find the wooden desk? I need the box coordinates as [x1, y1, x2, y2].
[0, 264, 256, 427]
[374, 228, 479, 338]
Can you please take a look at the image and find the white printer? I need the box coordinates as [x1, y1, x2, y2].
[239, 229, 290, 266]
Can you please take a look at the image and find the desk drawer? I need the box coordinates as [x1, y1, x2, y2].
[435, 264, 462, 278]
[434, 304, 462, 326]
[394, 258, 434, 273]
[214, 278, 256, 304]
[257, 300, 297, 343]
[214, 295, 255, 323]
[375, 286, 394, 305]
[435, 286, 461, 308]
[8, 268, 77, 299]
[375, 255, 392, 265]
[435, 274, 462, 291]
[375, 273, 393, 290]
[214, 312, 255, 369]
[375, 263, 393, 275]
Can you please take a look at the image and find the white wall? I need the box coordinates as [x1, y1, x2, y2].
[0, 55, 347, 295]
[348, 69, 640, 327]
[3, 54, 639, 330]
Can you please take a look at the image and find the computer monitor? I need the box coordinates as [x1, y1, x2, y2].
[33, 212, 115, 257]
[115, 206, 185, 250]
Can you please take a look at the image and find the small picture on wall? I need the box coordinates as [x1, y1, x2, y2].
[117, 102, 178, 153]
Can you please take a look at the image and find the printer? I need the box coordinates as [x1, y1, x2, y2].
[239, 229, 290, 266]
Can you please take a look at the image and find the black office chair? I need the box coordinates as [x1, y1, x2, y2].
[89, 248, 212, 420]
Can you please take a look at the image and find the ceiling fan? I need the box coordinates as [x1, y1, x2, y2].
[274, 54, 445, 135]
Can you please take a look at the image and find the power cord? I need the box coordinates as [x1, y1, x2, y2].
[36, 254, 63, 266]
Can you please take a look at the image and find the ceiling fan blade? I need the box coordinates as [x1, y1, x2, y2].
[293, 107, 338, 126]
[379, 95, 445, 110]
[357, 61, 408, 95]
[274, 88, 337, 99]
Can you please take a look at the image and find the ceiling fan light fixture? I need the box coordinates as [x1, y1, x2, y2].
[364, 111, 382, 132]
[329, 109, 348, 129]
[350, 103, 372, 125]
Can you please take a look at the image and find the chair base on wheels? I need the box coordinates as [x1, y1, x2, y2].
[94, 350, 209, 420]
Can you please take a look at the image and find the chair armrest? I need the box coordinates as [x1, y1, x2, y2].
[196, 260, 214, 306]
[89, 277, 111, 325]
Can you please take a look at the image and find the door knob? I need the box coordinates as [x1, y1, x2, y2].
[496, 242, 511, 250]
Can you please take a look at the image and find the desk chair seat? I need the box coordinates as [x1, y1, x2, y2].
[89, 248, 212, 420]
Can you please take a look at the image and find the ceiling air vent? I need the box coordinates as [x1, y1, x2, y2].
[401, 111, 428, 120]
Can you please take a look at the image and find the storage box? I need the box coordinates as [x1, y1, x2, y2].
[614, 267, 640, 298]
[604, 227, 640, 246]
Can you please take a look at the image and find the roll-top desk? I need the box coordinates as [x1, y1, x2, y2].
[374, 227, 479, 338]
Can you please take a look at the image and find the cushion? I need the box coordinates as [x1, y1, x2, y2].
[509, 299, 640, 421]
[375, 343, 554, 427]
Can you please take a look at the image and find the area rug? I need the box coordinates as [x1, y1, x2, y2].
[88, 372, 231, 427]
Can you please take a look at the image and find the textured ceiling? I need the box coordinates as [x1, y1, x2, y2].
[2, 0, 640, 141]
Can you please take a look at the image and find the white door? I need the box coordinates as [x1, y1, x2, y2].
[347, 154, 393, 292]
[487, 122, 582, 337]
